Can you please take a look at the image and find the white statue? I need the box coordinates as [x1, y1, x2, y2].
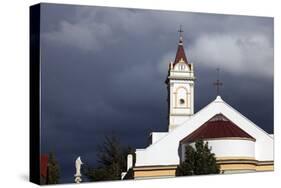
[74, 156, 83, 183]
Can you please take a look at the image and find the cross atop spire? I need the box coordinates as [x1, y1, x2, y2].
[174, 25, 189, 65]
[213, 68, 223, 96]
[178, 25, 184, 43]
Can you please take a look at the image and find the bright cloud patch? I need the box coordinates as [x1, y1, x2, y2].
[188, 34, 273, 77]
[43, 20, 113, 52]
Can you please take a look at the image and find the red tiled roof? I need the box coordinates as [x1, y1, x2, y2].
[174, 44, 188, 64]
[174, 38, 189, 65]
[40, 155, 49, 177]
[180, 114, 255, 143]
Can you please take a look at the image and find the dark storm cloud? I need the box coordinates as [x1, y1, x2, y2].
[40, 3, 273, 183]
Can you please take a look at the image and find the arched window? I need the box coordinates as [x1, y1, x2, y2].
[175, 87, 188, 107]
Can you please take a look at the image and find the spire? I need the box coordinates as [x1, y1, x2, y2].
[174, 25, 188, 65]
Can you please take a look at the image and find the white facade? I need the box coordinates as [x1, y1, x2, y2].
[181, 139, 255, 162]
[135, 96, 273, 167]
[149, 132, 168, 145]
[167, 60, 195, 131]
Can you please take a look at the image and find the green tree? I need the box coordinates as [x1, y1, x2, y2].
[86, 135, 135, 181]
[176, 140, 220, 176]
[47, 152, 60, 184]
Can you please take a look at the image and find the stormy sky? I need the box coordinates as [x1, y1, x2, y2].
[39, 3, 273, 183]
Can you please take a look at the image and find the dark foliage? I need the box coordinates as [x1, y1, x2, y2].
[176, 140, 220, 176]
[47, 152, 60, 184]
[85, 135, 135, 181]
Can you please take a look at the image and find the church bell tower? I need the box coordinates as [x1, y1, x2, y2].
[166, 27, 195, 131]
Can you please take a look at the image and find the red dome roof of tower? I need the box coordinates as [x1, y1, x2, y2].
[174, 37, 189, 65]
[180, 113, 255, 143]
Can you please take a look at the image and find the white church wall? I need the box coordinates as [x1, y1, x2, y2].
[169, 115, 191, 129]
[135, 97, 273, 167]
[207, 139, 255, 158]
[182, 139, 255, 161]
[150, 132, 168, 144]
[218, 101, 274, 161]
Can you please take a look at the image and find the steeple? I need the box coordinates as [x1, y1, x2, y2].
[166, 26, 195, 132]
[174, 25, 189, 65]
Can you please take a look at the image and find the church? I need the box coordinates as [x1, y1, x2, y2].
[123, 30, 274, 180]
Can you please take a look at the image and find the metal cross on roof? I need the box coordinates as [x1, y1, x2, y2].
[213, 68, 223, 96]
[178, 25, 184, 35]
[178, 25, 184, 37]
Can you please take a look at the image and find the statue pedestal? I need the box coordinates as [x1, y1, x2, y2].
[74, 174, 82, 183]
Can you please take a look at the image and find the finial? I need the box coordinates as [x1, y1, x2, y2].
[178, 25, 184, 43]
[213, 68, 223, 96]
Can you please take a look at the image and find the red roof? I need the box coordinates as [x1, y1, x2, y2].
[40, 155, 49, 177]
[174, 38, 189, 65]
[180, 114, 255, 143]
